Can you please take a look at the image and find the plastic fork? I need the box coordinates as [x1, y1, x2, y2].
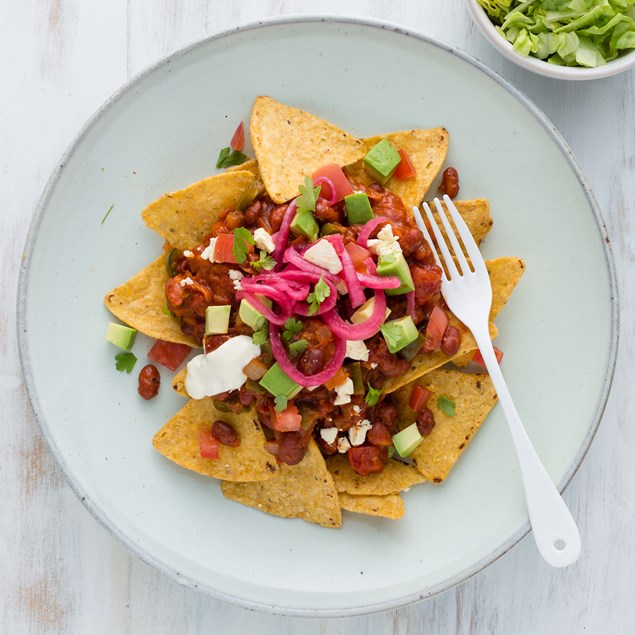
[413, 195, 581, 568]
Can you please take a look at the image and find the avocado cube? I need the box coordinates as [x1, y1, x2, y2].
[363, 139, 401, 185]
[106, 322, 137, 351]
[380, 316, 419, 353]
[205, 305, 231, 335]
[239, 296, 272, 330]
[259, 363, 302, 399]
[376, 252, 415, 295]
[392, 423, 423, 458]
[344, 192, 374, 225]
[290, 210, 319, 241]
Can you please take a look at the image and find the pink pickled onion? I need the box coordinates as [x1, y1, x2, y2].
[356, 273, 400, 289]
[269, 323, 346, 387]
[406, 290, 416, 321]
[272, 199, 297, 267]
[322, 289, 387, 341]
[325, 234, 365, 308]
[313, 175, 337, 205]
[294, 277, 338, 317]
[357, 216, 389, 248]
[236, 291, 290, 326]
[282, 247, 340, 282]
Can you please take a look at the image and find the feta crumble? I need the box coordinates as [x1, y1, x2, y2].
[200, 237, 218, 262]
[228, 269, 244, 291]
[253, 228, 275, 253]
[183, 250, 194, 258]
[319, 427, 339, 445]
[179, 276, 194, 287]
[303, 239, 342, 274]
[352, 405, 361, 414]
[367, 224, 402, 257]
[345, 339, 369, 361]
[333, 377, 355, 405]
[337, 437, 351, 454]
[348, 419, 372, 447]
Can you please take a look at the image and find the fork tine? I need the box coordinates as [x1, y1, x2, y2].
[412, 205, 445, 275]
[442, 195, 488, 276]
[420, 202, 460, 281]
[432, 198, 471, 275]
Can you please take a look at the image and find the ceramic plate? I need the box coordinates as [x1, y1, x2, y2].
[18, 17, 617, 616]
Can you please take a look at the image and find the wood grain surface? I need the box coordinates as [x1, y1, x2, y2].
[2, 1, 633, 633]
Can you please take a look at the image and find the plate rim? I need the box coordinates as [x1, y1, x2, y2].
[17, 14, 620, 617]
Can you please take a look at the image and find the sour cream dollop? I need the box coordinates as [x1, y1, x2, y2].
[185, 335, 260, 399]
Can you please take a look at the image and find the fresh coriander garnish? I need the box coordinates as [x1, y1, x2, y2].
[288, 339, 309, 357]
[251, 250, 276, 272]
[216, 147, 248, 169]
[274, 394, 288, 412]
[437, 395, 456, 417]
[365, 384, 382, 407]
[252, 324, 269, 346]
[101, 204, 114, 225]
[114, 352, 137, 373]
[306, 277, 330, 316]
[296, 175, 321, 215]
[161, 305, 174, 317]
[283, 317, 303, 341]
[379, 321, 402, 351]
[232, 227, 255, 263]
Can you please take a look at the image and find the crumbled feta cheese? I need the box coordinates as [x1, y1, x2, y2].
[303, 239, 342, 274]
[348, 419, 372, 446]
[333, 377, 355, 405]
[352, 405, 361, 414]
[345, 339, 369, 361]
[367, 224, 402, 257]
[337, 437, 351, 453]
[200, 237, 218, 262]
[370, 362, 378, 369]
[183, 250, 194, 258]
[179, 276, 194, 287]
[253, 228, 275, 253]
[228, 269, 244, 290]
[319, 427, 339, 445]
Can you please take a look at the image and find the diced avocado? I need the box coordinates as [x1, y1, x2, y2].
[381, 316, 419, 354]
[345, 362, 365, 395]
[259, 362, 302, 400]
[392, 423, 423, 457]
[363, 139, 401, 185]
[106, 322, 137, 351]
[165, 248, 181, 276]
[238, 296, 272, 330]
[205, 305, 231, 335]
[376, 252, 415, 296]
[398, 333, 426, 361]
[319, 222, 343, 236]
[350, 297, 391, 324]
[290, 210, 319, 241]
[345, 192, 374, 225]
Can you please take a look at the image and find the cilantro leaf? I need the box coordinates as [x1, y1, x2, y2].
[252, 324, 269, 346]
[274, 394, 288, 412]
[283, 317, 303, 341]
[216, 147, 248, 169]
[365, 383, 382, 407]
[296, 175, 321, 215]
[101, 204, 114, 225]
[437, 395, 456, 417]
[288, 339, 309, 358]
[306, 277, 331, 316]
[380, 321, 403, 352]
[251, 250, 276, 272]
[232, 227, 255, 263]
[161, 305, 174, 317]
[115, 352, 137, 373]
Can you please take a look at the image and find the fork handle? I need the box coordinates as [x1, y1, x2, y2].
[471, 327, 581, 567]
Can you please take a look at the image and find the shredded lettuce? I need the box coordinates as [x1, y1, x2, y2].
[477, 0, 635, 66]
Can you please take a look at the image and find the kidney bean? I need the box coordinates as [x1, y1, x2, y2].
[440, 167, 460, 198]
[416, 408, 436, 436]
[348, 445, 387, 476]
[211, 420, 241, 447]
[367, 422, 393, 447]
[441, 326, 462, 356]
[138, 364, 160, 400]
[277, 431, 306, 466]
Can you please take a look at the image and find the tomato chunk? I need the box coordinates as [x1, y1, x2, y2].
[199, 427, 220, 459]
[394, 149, 416, 180]
[324, 367, 349, 391]
[273, 404, 302, 432]
[348, 445, 387, 476]
[312, 164, 354, 202]
[230, 121, 245, 152]
[424, 305, 450, 352]
[472, 346, 504, 369]
[148, 340, 192, 371]
[344, 242, 371, 274]
[409, 384, 432, 413]
[213, 233, 238, 263]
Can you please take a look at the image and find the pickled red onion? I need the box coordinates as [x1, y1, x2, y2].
[357, 216, 389, 248]
[326, 234, 365, 309]
[282, 247, 340, 282]
[272, 199, 297, 266]
[322, 289, 387, 341]
[236, 291, 290, 326]
[294, 277, 338, 317]
[313, 175, 337, 205]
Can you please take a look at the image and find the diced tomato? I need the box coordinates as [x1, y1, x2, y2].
[394, 149, 417, 180]
[230, 121, 245, 152]
[324, 367, 349, 391]
[348, 445, 387, 476]
[213, 233, 238, 263]
[273, 403, 302, 432]
[424, 305, 450, 352]
[312, 164, 354, 202]
[344, 242, 371, 274]
[472, 346, 504, 369]
[199, 427, 220, 459]
[409, 384, 432, 413]
[148, 340, 192, 371]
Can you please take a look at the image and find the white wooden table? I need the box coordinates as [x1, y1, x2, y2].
[3, 2, 632, 633]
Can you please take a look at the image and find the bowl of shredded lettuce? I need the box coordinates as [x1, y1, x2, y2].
[466, 0, 635, 79]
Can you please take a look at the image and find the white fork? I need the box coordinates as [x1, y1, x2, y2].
[414, 195, 581, 568]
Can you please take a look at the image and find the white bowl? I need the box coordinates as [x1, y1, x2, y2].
[465, 0, 635, 80]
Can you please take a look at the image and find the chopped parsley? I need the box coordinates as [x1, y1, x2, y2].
[288, 339, 309, 357]
[252, 323, 269, 346]
[114, 352, 137, 373]
[251, 250, 276, 272]
[274, 394, 288, 412]
[296, 176, 321, 215]
[437, 395, 456, 417]
[101, 204, 114, 225]
[232, 227, 255, 263]
[306, 277, 330, 316]
[283, 317, 303, 342]
[216, 147, 248, 169]
[365, 384, 382, 407]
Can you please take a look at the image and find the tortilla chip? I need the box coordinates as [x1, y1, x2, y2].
[339, 493, 404, 519]
[346, 128, 448, 208]
[226, 158, 265, 194]
[104, 256, 198, 347]
[250, 96, 366, 203]
[326, 455, 424, 495]
[172, 367, 188, 396]
[393, 370, 497, 483]
[141, 170, 260, 250]
[152, 398, 278, 481]
[430, 198, 493, 247]
[221, 439, 341, 528]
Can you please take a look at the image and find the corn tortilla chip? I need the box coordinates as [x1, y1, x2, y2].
[430, 198, 493, 247]
[104, 255, 198, 347]
[250, 96, 366, 204]
[339, 493, 404, 519]
[226, 158, 265, 194]
[152, 398, 278, 481]
[141, 170, 260, 250]
[393, 370, 497, 483]
[346, 128, 449, 209]
[172, 367, 188, 397]
[326, 455, 424, 495]
[221, 439, 341, 528]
